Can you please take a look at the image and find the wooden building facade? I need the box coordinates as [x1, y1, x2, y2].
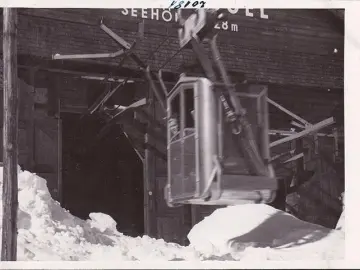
[0, 8, 344, 244]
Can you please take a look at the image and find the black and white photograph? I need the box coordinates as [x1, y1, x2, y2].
[0, 4, 350, 266]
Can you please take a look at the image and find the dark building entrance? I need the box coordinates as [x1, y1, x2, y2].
[61, 112, 144, 237]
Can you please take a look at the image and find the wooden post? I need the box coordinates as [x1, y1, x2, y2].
[57, 99, 63, 205]
[143, 87, 157, 238]
[28, 68, 36, 171]
[2, 8, 19, 261]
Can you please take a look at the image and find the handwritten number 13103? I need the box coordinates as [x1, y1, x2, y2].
[169, 0, 206, 9]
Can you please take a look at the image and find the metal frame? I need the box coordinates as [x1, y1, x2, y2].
[165, 9, 277, 207]
[166, 76, 221, 204]
[167, 77, 203, 202]
[165, 76, 279, 206]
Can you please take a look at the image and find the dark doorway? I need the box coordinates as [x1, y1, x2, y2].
[61, 112, 144, 237]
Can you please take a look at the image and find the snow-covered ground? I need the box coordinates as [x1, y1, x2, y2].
[0, 167, 344, 261]
[189, 204, 344, 261]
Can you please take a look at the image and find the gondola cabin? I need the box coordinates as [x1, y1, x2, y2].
[165, 75, 278, 207]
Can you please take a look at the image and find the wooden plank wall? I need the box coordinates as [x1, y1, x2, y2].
[0, 9, 344, 90]
[0, 76, 35, 170]
[0, 67, 63, 202]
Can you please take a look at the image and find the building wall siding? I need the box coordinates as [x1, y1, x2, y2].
[0, 8, 344, 90]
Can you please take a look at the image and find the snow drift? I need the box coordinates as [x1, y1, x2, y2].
[188, 204, 344, 260]
[0, 166, 344, 261]
[0, 167, 199, 261]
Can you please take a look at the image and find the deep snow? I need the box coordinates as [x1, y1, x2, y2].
[0, 167, 344, 261]
[188, 204, 344, 260]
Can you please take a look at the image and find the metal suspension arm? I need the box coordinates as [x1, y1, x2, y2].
[190, 33, 268, 176]
[209, 35, 268, 176]
[189, 36, 238, 132]
[210, 35, 243, 116]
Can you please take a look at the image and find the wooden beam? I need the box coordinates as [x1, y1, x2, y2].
[18, 54, 180, 84]
[143, 87, 158, 238]
[269, 129, 335, 138]
[52, 50, 125, 60]
[267, 97, 311, 127]
[270, 117, 335, 148]
[57, 111, 63, 205]
[28, 68, 36, 170]
[123, 131, 144, 162]
[1, 8, 19, 261]
[87, 81, 125, 114]
[291, 121, 305, 129]
[46, 72, 59, 117]
[283, 152, 304, 164]
[100, 22, 132, 50]
[19, 64, 181, 88]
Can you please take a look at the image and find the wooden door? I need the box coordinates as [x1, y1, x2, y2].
[33, 116, 62, 203]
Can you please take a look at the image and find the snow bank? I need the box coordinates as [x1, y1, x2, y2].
[0, 166, 345, 261]
[188, 204, 344, 260]
[0, 167, 200, 261]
